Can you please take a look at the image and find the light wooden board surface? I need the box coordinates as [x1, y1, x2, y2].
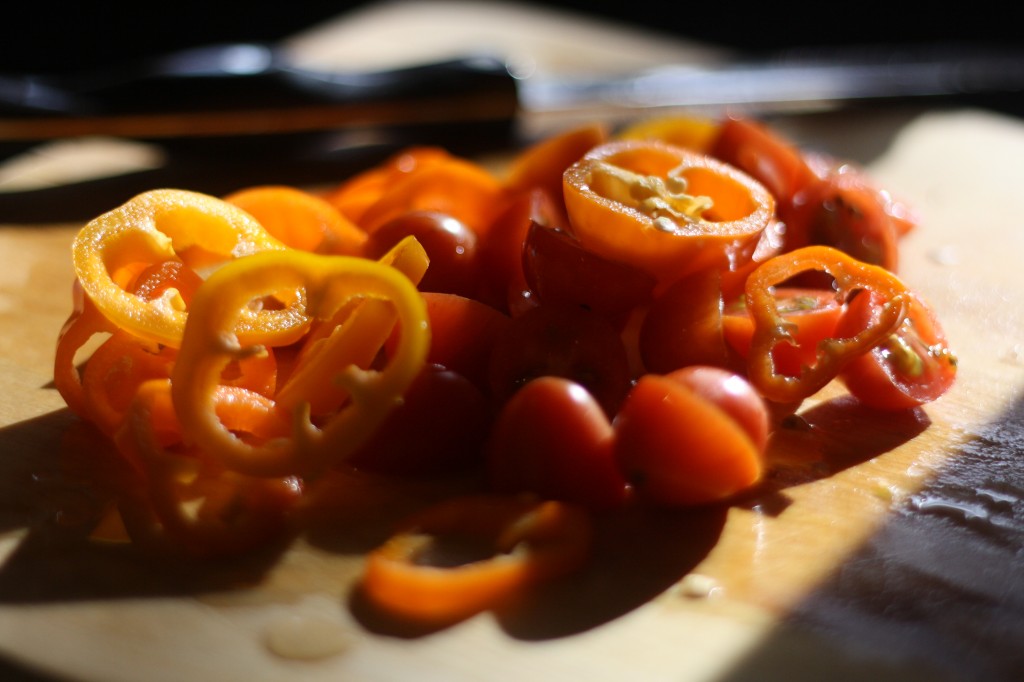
[1, 3, 1023, 681]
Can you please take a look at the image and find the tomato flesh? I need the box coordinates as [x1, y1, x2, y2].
[836, 290, 957, 410]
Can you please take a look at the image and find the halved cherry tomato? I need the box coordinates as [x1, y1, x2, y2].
[522, 221, 657, 325]
[638, 268, 729, 373]
[486, 303, 632, 416]
[485, 377, 627, 511]
[361, 494, 592, 625]
[836, 290, 957, 410]
[563, 140, 775, 284]
[503, 123, 608, 206]
[722, 287, 846, 379]
[612, 367, 767, 507]
[790, 170, 900, 271]
[349, 364, 492, 476]
[476, 187, 564, 313]
[393, 291, 512, 393]
[709, 116, 818, 211]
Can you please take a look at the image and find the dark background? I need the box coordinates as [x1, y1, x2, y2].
[0, 0, 1014, 74]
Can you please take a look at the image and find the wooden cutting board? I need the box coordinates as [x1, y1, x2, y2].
[0, 105, 1021, 682]
[1, 5, 1023, 680]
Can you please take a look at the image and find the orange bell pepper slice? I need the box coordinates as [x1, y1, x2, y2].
[357, 157, 504, 237]
[361, 494, 592, 625]
[562, 140, 774, 285]
[72, 188, 306, 348]
[225, 185, 368, 256]
[171, 249, 429, 478]
[743, 245, 911, 403]
[322, 146, 452, 225]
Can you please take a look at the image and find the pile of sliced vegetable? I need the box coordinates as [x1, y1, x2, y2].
[54, 116, 957, 625]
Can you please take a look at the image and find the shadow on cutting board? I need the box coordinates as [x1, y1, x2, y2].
[718, 391, 1024, 682]
[0, 390, 931, 639]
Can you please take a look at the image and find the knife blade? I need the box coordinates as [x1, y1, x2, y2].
[2, 42, 1023, 222]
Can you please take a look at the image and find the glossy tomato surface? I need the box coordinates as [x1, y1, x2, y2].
[487, 302, 632, 416]
[613, 369, 766, 507]
[485, 377, 627, 511]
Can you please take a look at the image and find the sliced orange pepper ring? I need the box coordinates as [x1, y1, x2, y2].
[225, 185, 368, 256]
[72, 188, 305, 348]
[562, 140, 774, 284]
[171, 249, 429, 478]
[743, 245, 911, 404]
[361, 494, 592, 625]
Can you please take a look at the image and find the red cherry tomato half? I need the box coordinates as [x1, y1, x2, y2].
[722, 287, 846, 378]
[836, 290, 957, 410]
[638, 268, 729, 373]
[349, 364, 493, 476]
[363, 210, 480, 297]
[613, 368, 767, 507]
[487, 303, 632, 416]
[485, 377, 627, 511]
[791, 171, 900, 272]
[522, 221, 657, 324]
[476, 188, 564, 313]
[665, 366, 770, 454]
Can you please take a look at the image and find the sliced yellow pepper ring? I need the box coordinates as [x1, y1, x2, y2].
[361, 494, 593, 625]
[744, 245, 911, 404]
[171, 250, 429, 478]
[72, 188, 306, 348]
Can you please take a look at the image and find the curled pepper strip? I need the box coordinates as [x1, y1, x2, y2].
[361, 495, 593, 625]
[54, 279, 117, 420]
[72, 188, 306, 348]
[744, 245, 911, 404]
[117, 379, 300, 556]
[171, 250, 429, 478]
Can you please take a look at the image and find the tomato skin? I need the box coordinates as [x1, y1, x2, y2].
[486, 303, 632, 416]
[709, 116, 818, 207]
[348, 364, 493, 476]
[522, 221, 657, 325]
[410, 292, 512, 393]
[665, 366, 770, 454]
[638, 268, 729, 373]
[612, 371, 766, 507]
[485, 377, 627, 511]
[790, 171, 900, 272]
[476, 188, 564, 313]
[363, 211, 480, 298]
[836, 290, 957, 410]
[722, 287, 846, 378]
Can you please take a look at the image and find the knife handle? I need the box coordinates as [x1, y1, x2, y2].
[0, 48, 519, 145]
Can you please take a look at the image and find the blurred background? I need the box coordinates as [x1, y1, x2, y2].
[0, 0, 1012, 74]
